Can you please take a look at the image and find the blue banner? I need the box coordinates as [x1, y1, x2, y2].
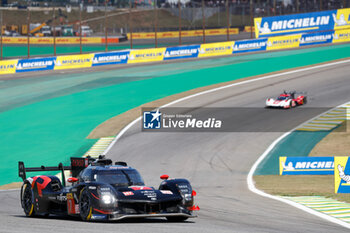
[92, 51, 129, 67]
[255, 9, 338, 38]
[163, 45, 200, 60]
[16, 57, 56, 72]
[279, 157, 334, 175]
[299, 31, 334, 46]
[232, 38, 267, 54]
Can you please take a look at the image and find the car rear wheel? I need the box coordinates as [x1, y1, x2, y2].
[21, 183, 35, 217]
[79, 188, 92, 221]
[303, 97, 307, 104]
[166, 216, 189, 222]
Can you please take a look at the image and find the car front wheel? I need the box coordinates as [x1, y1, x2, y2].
[21, 183, 35, 217]
[79, 188, 92, 221]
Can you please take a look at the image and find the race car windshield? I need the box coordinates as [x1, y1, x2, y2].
[95, 169, 145, 187]
[277, 96, 288, 100]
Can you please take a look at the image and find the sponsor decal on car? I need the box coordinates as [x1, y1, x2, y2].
[122, 191, 134, 196]
[57, 194, 67, 201]
[91, 214, 107, 220]
[160, 190, 173, 195]
[67, 193, 73, 199]
[130, 186, 153, 191]
[141, 190, 157, 200]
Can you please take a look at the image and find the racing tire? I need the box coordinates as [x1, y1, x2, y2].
[21, 183, 35, 217]
[166, 216, 189, 222]
[303, 97, 307, 105]
[290, 101, 295, 108]
[79, 188, 93, 221]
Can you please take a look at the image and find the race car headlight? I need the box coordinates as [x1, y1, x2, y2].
[101, 194, 114, 204]
[176, 184, 193, 206]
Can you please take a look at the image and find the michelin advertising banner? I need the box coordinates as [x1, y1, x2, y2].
[128, 48, 166, 64]
[198, 41, 234, 58]
[266, 34, 301, 50]
[0, 59, 18, 75]
[54, 54, 94, 70]
[232, 38, 267, 54]
[92, 51, 129, 66]
[279, 156, 334, 175]
[16, 57, 56, 72]
[299, 31, 334, 46]
[163, 45, 200, 60]
[254, 8, 350, 38]
[333, 28, 350, 43]
[334, 157, 350, 193]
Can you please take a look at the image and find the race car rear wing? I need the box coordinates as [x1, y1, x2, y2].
[18, 157, 95, 187]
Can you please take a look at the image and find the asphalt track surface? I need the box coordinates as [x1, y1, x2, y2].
[0, 61, 349, 232]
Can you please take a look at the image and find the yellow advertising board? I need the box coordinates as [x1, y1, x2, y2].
[127, 28, 239, 39]
[0, 59, 18, 74]
[198, 41, 234, 58]
[244, 26, 255, 32]
[46, 37, 101, 44]
[266, 34, 301, 50]
[54, 54, 94, 70]
[333, 29, 350, 43]
[334, 156, 350, 193]
[205, 28, 239, 36]
[254, 18, 262, 38]
[1, 37, 103, 44]
[128, 48, 166, 64]
[2, 37, 28, 44]
[333, 8, 350, 31]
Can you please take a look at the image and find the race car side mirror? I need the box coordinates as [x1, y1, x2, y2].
[160, 174, 169, 180]
[67, 177, 79, 183]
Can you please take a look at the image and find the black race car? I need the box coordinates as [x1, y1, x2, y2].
[18, 156, 199, 221]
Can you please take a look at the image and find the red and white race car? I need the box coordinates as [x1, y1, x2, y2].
[265, 91, 307, 109]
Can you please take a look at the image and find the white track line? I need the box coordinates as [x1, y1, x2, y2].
[0, 188, 19, 192]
